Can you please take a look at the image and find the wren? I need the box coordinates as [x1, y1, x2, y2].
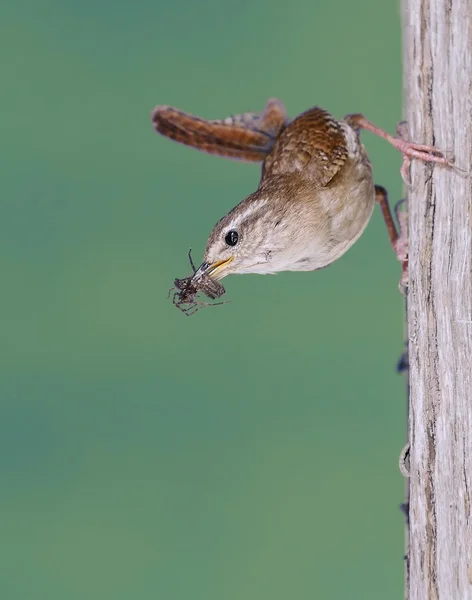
[154, 99, 453, 300]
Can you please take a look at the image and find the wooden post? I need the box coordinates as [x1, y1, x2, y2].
[403, 0, 472, 598]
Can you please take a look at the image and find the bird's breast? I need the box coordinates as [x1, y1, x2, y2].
[269, 144, 375, 273]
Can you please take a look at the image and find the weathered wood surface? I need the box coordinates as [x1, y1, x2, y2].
[403, 0, 472, 598]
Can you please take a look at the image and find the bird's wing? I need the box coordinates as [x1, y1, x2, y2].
[151, 99, 288, 162]
[262, 107, 348, 186]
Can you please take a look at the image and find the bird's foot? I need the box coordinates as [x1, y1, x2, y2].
[345, 114, 457, 185]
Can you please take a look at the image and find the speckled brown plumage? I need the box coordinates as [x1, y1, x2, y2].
[261, 107, 348, 186]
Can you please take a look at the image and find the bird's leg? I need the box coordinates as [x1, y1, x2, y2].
[375, 185, 409, 293]
[345, 114, 455, 183]
[375, 185, 398, 248]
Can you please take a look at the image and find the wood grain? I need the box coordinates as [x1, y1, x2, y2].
[403, 0, 472, 597]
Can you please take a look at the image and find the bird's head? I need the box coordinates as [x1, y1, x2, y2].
[192, 185, 293, 283]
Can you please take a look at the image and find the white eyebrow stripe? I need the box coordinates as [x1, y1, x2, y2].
[227, 198, 267, 229]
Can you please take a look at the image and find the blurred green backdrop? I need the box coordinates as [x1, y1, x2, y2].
[1, 0, 407, 598]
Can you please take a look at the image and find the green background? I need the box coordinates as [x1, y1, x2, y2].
[2, 0, 408, 598]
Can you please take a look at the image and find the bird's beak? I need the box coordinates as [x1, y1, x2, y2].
[194, 257, 234, 281]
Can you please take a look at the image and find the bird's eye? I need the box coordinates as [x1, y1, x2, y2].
[225, 230, 239, 246]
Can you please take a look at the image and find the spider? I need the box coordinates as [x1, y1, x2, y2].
[170, 249, 229, 316]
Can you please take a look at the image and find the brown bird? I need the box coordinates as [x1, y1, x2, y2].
[152, 99, 451, 288]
